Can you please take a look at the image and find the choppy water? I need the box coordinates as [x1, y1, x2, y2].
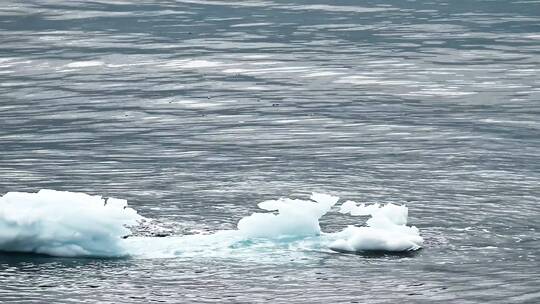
[1, 0, 540, 302]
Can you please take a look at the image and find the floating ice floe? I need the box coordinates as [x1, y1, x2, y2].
[237, 192, 339, 238]
[0, 189, 142, 257]
[0, 190, 423, 258]
[329, 201, 423, 252]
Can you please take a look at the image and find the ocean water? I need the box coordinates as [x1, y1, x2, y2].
[1, 0, 540, 302]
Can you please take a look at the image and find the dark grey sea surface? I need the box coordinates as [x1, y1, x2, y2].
[1, 0, 540, 303]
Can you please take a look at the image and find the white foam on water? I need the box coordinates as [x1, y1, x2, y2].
[280, 4, 394, 13]
[0, 190, 423, 259]
[230, 22, 273, 28]
[301, 71, 345, 78]
[65, 61, 104, 68]
[161, 59, 222, 69]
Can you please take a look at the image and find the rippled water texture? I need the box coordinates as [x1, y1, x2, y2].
[1, 0, 540, 303]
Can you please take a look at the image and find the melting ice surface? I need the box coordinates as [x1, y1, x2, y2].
[0, 190, 423, 258]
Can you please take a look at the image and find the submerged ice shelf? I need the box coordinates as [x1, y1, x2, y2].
[0, 190, 423, 258]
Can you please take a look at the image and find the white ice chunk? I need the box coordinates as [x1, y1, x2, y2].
[330, 225, 423, 252]
[0, 189, 143, 257]
[340, 201, 408, 225]
[237, 192, 339, 239]
[330, 200, 422, 252]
